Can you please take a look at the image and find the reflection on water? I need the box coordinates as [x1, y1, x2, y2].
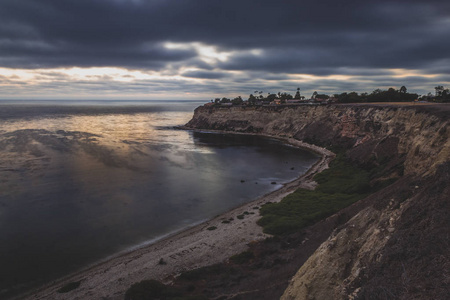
[0, 101, 318, 298]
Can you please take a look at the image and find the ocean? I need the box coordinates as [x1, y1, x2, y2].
[0, 100, 319, 298]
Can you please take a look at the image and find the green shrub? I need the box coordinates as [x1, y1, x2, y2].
[207, 226, 217, 231]
[258, 154, 371, 235]
[314, 154, 370, 194]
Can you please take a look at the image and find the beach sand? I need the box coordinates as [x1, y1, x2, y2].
[20, 137, 334, 300]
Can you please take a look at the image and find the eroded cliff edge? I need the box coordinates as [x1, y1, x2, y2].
[185, 104, 449, 299]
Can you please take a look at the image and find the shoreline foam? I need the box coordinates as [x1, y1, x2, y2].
[20, 133, 334, 300]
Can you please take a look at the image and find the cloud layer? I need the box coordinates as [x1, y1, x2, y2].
[1, 0, 449, 99]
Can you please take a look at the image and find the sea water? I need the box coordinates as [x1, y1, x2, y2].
[0, 100, 319, 297]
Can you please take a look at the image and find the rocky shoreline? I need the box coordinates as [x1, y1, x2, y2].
[19, 134, 333, 300]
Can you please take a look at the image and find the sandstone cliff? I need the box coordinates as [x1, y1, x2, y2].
[186, 104, 448, 177]
[185, 104, 449, 299]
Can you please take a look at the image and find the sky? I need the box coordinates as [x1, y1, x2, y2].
[0, 0, 449, 100]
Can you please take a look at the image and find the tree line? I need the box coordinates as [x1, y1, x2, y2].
[336, 86, 449, 103]
[211, 86, 450, 105]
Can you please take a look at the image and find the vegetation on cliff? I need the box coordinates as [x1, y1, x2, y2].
[282, 162, 450, 300]
[258, 154, 371, 235]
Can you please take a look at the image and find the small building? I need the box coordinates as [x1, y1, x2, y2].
[270, 99, 282, 105]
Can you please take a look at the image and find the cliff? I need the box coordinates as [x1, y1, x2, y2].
[185, 104, 450, 299]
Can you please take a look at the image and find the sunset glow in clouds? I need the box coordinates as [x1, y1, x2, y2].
[0, 0, 449, 100]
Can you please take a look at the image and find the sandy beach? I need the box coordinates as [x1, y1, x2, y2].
[20, 137, 334, 300]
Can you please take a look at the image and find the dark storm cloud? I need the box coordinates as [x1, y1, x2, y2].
[0, 0, 199, 69]
[181, 70, 230, 79]
[0, 0, 449, 96]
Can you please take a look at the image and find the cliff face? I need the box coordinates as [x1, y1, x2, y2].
[185, 104, 450, 300]
[186, 105, 448, 178]
[281, 163, 449, 300]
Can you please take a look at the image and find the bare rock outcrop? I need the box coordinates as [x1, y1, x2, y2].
[282, 164, 449, 300]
